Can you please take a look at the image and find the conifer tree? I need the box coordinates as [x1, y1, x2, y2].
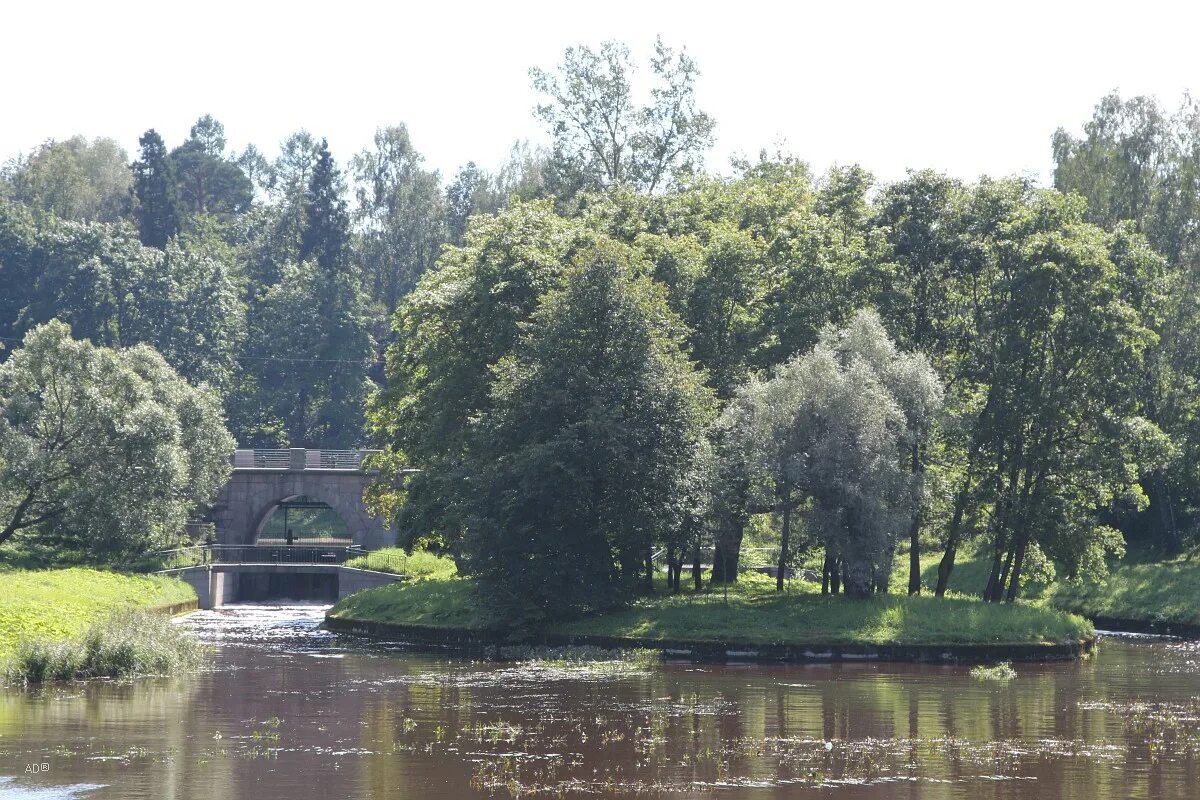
[132, 129, 180, 248]
[299, 139, 350, 273]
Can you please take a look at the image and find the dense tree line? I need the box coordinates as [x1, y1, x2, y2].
[370, 153, 1172, 621]
[2, 39, 1199, 606]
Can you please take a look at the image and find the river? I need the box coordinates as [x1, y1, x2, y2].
[1, 605, 1198, 798]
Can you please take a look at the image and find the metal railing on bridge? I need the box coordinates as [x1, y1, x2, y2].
[231, 448, 380, 471]
[153, 544, 368, 567]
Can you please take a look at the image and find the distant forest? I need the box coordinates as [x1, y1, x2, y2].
[4, 41, 1200, 610]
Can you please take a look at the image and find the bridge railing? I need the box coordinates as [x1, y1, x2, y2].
[231, 448, 381, 471]
[233, 449, 292, 469]
[152, 544, 368, 566]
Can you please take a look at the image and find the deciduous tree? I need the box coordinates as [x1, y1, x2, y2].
[0, 322, 233, 559]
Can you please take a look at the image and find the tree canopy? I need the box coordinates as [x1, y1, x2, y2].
[0, 322, 233, 559]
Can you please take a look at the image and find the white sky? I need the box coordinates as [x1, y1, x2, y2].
[4, 0, 1199, 186]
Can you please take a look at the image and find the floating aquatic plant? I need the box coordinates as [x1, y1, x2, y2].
[970, 661, 1017, 681]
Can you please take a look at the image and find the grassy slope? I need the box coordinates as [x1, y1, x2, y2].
[1046, 558, 1200, 625]
[330, 576, 483, 629]
[343, 548, 459, 580]
[0, 568, 196, 659]
[328, 571, 1091, 646]
[893, 543, 1200, 626]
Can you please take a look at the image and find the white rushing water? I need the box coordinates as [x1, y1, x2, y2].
[173, 603, 335, 647]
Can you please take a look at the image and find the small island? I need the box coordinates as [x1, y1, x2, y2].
[326, 552, 1093, 663]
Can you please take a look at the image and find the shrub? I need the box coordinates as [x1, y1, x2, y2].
[4, 610, 206, 684]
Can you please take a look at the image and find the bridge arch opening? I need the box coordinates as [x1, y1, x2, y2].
[254, 495, 354, 546]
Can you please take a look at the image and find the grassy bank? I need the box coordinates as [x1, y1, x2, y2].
[343, 548, 458, 580]
[892, 545, 1200, 629]
[4, 610, 206, 684]
[328, 571, 1092, 648]
[1046, 558, 1200, 627]
[0, 567, 196, 660]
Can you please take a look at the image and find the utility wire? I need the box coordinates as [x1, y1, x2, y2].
[0, 334, 384, 367]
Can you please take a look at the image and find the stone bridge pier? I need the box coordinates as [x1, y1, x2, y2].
[211, 448, 396, 550]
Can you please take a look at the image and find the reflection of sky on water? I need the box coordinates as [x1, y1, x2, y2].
[0, 777, 105, 799]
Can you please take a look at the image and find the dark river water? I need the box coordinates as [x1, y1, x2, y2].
[2, 605, 1199, 799]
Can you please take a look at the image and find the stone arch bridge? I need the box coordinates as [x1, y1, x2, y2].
[212, 448, 397, 550]
[165, 448, 403, 609]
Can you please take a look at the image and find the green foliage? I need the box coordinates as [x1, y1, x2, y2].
[343, 548, 458, 580]
[132, 128, 181, 248]
[1054, 91, 1200, 552]
[720, 311, 943, 595]
[926, 180, 1163, 600]
[366, 201, 592, 547]
[230, 260, 374, 447]
[0, 322, 234, 558]
[4, 610, 205, 684]
[299, 139, 350, 274]
[0, 200, 245, 390]
[1, 135, 132, 222]
[463, 239, 714, 623]
[0, 567, 196, 658]
[352, 125, 447, 312]
[169, 115, 254, 222]
[530, 38, 715, 195]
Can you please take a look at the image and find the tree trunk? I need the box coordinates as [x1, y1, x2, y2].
[666, 545, 681, 593]
[665, 544, 675, 592]
[907, 441, 923, 595]
[777, 500, 792, 592]
[993, 545, 1015, 603]
[982, 536, 1006, 602]
[692, 537, 703, 591]
[876, 542, 896, 595]
[0, 489, 42, 545]
[1150, 474, 1181, 553]
[644, 546, 655, 593]
[821, 552, 831, 595]
[935, 475, 973, 597]
[711, 514, 745, 585]
[843, 564, 873, 598]
[1004, 534, 1028, 603]
[830, 559, 841, 595]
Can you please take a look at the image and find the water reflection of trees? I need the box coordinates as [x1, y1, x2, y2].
[7, 641, 1200, 798]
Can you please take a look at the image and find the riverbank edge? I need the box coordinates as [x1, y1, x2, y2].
[323, 615, 1095, 664]
[153, 598, 200, 617]
[0, 573, 199, 666]
[1080, 614, 1200, 638]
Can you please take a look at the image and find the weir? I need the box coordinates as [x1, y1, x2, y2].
[162, 561, 404, 609]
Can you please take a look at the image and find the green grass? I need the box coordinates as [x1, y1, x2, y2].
[329, 576, 482, 629]
[893, 543, 1200, 628]
[328, 570, 1092, 647]
[4, 610, 206, 684]
[1046, 557, 1200, 626]
[343, 548, 459, 580]
[0, 568, 197, 660]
